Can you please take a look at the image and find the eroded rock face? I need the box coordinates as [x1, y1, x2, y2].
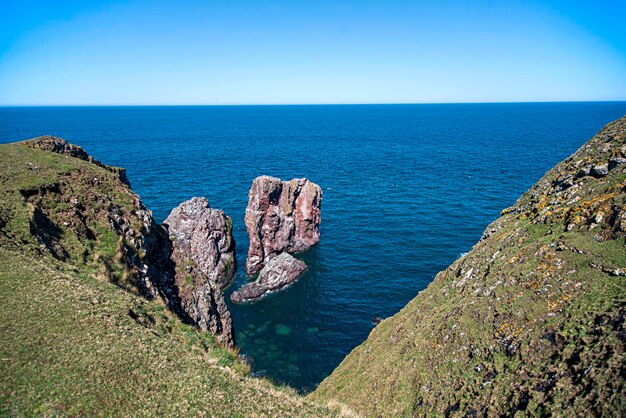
[177, 279, 234, 346]
[164, 197, 236, 289]
[231, 252, 307, 303]
[163, 197, 236, 346]
[245, 176, 322, 275]
[15, 138, 236, 347]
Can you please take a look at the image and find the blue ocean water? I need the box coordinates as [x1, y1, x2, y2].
[1, 102, 626, 391]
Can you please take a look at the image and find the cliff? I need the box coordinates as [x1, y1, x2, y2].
[311, 116, 626, 416]
[0, 137, 336, 416]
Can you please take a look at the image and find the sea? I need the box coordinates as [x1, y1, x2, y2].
[2, 102, 625, 391]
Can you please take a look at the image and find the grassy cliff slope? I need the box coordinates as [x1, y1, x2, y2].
[311, 116, 626, 417]
[0, 139, 336, 417]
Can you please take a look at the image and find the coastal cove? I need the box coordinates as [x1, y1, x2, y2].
[2, 102, 626, 391]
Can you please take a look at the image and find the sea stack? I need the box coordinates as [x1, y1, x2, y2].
[163, 197, 236, 346]
[244, 176, 322, 275]
[164, 197, 236, 289]
[231, 252, 308, 303]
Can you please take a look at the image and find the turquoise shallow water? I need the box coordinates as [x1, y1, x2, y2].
[2, 102, 626, 391]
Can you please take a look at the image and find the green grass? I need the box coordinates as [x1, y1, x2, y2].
[0, 247, 337, 417]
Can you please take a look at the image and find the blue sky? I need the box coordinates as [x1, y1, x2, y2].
[1, 0, 625, 105]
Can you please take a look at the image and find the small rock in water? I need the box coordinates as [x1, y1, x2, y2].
[264, 350, 280, 361]
[373, 316, 383, 325]
[230, 253, 308, 303]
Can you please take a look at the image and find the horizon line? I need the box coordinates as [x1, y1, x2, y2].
[1, 99, 626, 107]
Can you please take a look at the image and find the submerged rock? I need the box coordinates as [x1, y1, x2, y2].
[275, 324, 292, 336]
[244, 176, 322, 275]
[163, 197, 236, 346]
[231, 252, 307, 303]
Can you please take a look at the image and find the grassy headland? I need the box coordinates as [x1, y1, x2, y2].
[311, 116, 626, 417]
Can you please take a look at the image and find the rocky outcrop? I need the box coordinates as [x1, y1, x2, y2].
[231, 252, 307, 303]
[24, 135, 131, 186]
[163, 197, 236, 289]
[162, 197, 236, 346]
[18, 136, 161, 299]
[245, 176, 322, 275]
[13, 137, 235, 347]
[171, 272, 234, 347]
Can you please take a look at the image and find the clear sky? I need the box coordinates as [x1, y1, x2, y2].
[1, 0, 625, 105]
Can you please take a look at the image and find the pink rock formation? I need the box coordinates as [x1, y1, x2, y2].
[244, 176, 322, 275]
[164, 197, 236, 289]
[163, 197, 236, 346]
[230, 252, 308, 303]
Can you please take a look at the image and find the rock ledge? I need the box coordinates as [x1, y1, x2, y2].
[231, 253, 307, 303]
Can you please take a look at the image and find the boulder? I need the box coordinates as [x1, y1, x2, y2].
[231, 252, 307, 303]
[163, 197, 236, 346]
[244, 176, 322, 275]
[590, 163, 609, 178]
